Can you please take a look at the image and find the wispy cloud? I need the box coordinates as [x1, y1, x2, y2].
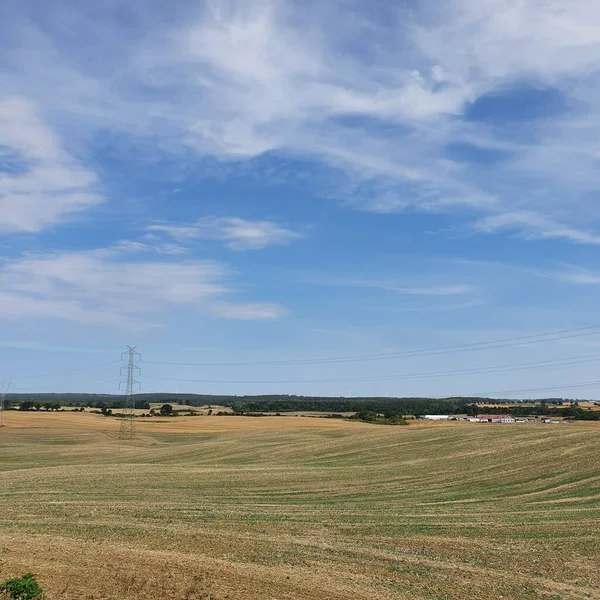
[0, 97, 101, 232]
[388, 285, 471, 296]
[149, 217, 302, 250]
[473, 211, 600, 244]
[312, 276, 473, 296]
[3, 1, 600, 242]
[0, 245, 284, 328]
[551, 266, 600, 285]
[108, 240, 188, 256]
[392, 300, 483, 313]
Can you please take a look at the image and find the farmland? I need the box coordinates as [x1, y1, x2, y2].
[1, 412, 599, 599]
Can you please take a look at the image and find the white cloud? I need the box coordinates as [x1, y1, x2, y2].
[210, 301, 285, 320]
[474, 211, 600, 244]
[149, 216, 301, 250]
[0, 97, 101, 232]
[392, 285, 472, 296]
[3, 1, 600, 241]
[392, 300, 483, 312]
[312, 276, 473, 296]
[172, 0, 600, 236]
[551, 266, 600, 285]
[0, 247, 284, 328]
[415, 0, 600, 84]
[108, 240, 188, 255]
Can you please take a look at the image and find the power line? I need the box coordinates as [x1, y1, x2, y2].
[143, 351, 600, 385]
[144, 375, 600, 399]
[466, 379, 600, 398]
[144, 324, 600, 367]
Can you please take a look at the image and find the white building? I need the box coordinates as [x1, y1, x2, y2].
[423, 415, 452, 420]
[477, 414, 516, 423]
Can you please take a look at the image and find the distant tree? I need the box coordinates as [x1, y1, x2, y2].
[385, 413, 409, 425]
[149, 408, 155, 416]
[207, 409, 213, 415]
[160, 404, 173, 416]
[353, 410, 377, 422]
[465, 404, 479, 417]
[19, 401, 35, 411]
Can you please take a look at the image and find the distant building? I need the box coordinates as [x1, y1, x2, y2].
[476, 414, 515, 423]
[423, 415, 451, 420]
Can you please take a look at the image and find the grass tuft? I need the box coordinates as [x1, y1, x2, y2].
[0, 574, 43, 600]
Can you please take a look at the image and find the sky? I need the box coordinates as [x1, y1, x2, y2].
[2, 0, 600, 399]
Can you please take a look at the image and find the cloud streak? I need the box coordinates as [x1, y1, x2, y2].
[3, 0, 600, 241]
[0, 97, 101, 232]
[551, 266, 600, 285]
[0, 246, 284, 328]
[309, 275, 474, 298]
[473, 211, 600, 245]
[149, 216, 301, 250]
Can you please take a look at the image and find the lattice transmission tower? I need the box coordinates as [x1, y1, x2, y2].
[118, 346, 141, 440]
[0, 378, 14, 428]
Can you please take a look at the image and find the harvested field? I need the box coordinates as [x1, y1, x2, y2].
[3, 411, 363, 433]
[1, 412, 599, 599]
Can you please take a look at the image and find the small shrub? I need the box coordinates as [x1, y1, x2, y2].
[0, 573, 43, 600]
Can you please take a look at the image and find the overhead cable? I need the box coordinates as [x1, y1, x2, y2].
[145, 325, 600, 367]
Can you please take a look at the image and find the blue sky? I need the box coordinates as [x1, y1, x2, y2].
[2, 0, 600, 398]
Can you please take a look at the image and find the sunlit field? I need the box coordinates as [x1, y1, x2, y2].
[1, 412, 599, 599]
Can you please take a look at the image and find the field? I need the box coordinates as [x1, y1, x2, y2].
[1, 412, 599, 599]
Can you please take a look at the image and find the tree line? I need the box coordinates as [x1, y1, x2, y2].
[463, 402, 600, 420]
[6, 393, 598, 419]
[14, 398, 151, 411]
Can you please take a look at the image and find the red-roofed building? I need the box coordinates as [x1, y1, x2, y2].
[476, 414, 515, 423]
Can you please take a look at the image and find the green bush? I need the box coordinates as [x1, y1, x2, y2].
[0, 573, 43, 600]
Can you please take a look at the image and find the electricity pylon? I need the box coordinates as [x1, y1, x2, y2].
[118, 346, 140, 440]
[0, 378, 14, 427]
